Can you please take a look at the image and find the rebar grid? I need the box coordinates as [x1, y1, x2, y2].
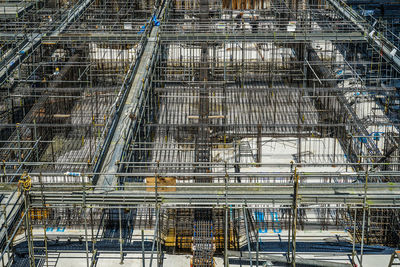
[0, 0, 400, 266]
[0, 0, 153, 185]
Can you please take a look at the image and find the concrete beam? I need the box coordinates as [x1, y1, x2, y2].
[95, 2, 169, 189]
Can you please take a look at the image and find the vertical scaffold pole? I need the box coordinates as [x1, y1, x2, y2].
[39, 174, 48, 267]
[24, 190, 35, 267]
[352, 208, 357, 266]
[119, 207, 124, 264]
[82, 175, 89, 267]
[224, 164, 229, 267]
[243, 206, 253, 267]
[292, 168, 299, 267]
[360, 169, 368, 266]
[142, 229, 145, 267]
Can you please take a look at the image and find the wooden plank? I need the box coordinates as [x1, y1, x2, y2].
[53, 114, 71, 118]
[232, 0, 237, 10]
[146, 177, 176, 192]
[165, 228, 176, 247]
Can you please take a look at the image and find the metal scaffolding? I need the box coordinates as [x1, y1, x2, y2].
[0, 0, 400, 266]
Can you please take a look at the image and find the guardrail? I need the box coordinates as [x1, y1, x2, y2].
[90, 13, 154, 185]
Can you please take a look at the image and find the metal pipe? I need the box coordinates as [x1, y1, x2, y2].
[292, 168, 299, 267]
[119, 208, 124, 264]
[243, 206, 253, 267]
[83, 180, 90, 267]
[360, 170, 368, 266]
[2, 206, 10, 266]
[351, 208, 357, 266]
[256, 230, 259, 267]
[142, 229, 145, 267]
[149, 208, 159, 267]
[39, 174, 49, 267]
[24, 192, 35, 267]
[224, 170, 229, 267]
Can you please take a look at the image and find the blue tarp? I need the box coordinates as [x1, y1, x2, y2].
[153, 15, 160, 26]
[361, 10, 374, 16]
[138, 25, 145, 34]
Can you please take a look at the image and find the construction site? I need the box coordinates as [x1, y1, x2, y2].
[0, 0, 400, 266]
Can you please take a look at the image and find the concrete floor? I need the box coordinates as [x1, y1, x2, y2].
[29, 226, 394, 267]
[49, 252, 394, 267]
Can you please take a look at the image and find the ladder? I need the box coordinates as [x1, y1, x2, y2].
[388, 251, 400, 267]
